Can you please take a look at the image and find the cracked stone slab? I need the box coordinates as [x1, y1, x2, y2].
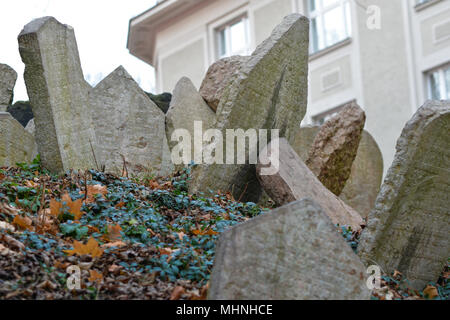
[358, 100, 450, 290]
[208, 199, 371, 300]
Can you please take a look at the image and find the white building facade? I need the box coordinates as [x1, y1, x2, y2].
[127, 0, 450, 171]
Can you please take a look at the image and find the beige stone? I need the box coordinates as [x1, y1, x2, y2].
[19, 17, 97, 173]
[0, 112, 37, 166]
[209, 199, 371, 300]
[165, 77, 216, 168]
[199, 56, 248, 112]
[257, 138, 364, 231]
[292, 126, 383, 218]
[306, 102, 366, 196]
[25, 118, 35, 136]
[90, 66, 171, 176]
[0, 64, 17, 112]
[189, 14, 310, 202]
[358, 100, 450, 290]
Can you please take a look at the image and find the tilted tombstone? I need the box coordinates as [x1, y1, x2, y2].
[189, 14, 310, 202]
[166, 77, 216, 169]
[0, 64, 17, 112]
[209, 199, 371, 300]
[0, 112, 37, 166]
[199, 55, 249, 112]
[18, 17, 97, 173]
[292, 126, 383, 218]
[358, 100, 450, 290]
[89, 66, 171, 176]
[306, 102, 366, 196]
[257, 138, 364, 231]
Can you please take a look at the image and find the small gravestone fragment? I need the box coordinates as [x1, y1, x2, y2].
[90, 66, 171, 176]
[166, 77, 216, 167]
[257, 138, 364, 231]
[292, 126, 383, 218]
[306, 102, 366, 196]
[0, 64, 17, 112]
[0, 112, 37, 166]
[18, 17, 97, 173]
[189, 14, 310, 202]
[199, 55, 249, 112]
[209, 199, 371, 300]
[25, 118, 35, 136]
[358, 100, 450, 290]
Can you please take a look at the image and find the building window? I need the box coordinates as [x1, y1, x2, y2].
[216, 16, 250, 59]
[307, 0, 352, 54]
[427, 65, 450, 100]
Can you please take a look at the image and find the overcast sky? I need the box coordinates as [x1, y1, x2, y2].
[0, 0, 157, 102]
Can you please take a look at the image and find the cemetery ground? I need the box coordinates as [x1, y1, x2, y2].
[0, 158, 448, 300]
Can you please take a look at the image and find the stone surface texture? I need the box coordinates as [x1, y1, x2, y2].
[292, 126, 383, 218]
[257, 138, 364, 231]
[0, 112, 38, 166]
[0, 64, 17, 112]
[189, 14, 310, 202]
[199, 55, 248, 112]
[209, 199, 371, 300]
[358, 100, 450, 290]
[306, 102, 366, 196]
[25, 118, 35, 136]
[165, 77, 216, 161]
[90, 66, 171, 176]
[18, 17, 97, 173]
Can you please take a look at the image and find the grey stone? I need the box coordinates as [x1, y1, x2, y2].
[306, 102, 366, 196]
[0, 64, 17, 112]
[165, 77, 216, 168]
[292, 126, 383, 218]
[18, 17, 97, 173]
[358, 100, 450, 290]
[89, 66, 171, 176]
[189, 14, 310, 202]
[257, 138, 364, 231]
[199, 55, 248, 112]
[25, 118, 35, 136]
[209, 199, 371, 300]
[0, 112, 37, 166]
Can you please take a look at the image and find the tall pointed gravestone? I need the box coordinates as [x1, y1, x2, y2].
[358, 100, 450, 290]
[18, 17, 97, 173]
[89, 66, 171, 176]
[0, 64, 17, 112]
[189, 14, 309, 202]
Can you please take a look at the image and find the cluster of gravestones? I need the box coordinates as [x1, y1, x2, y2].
[1, 15, 448, 300]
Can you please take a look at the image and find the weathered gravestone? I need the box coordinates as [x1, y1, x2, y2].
[89, 66, 171, 176]
[199, 55, 249, 112]
[257, 138, 364, 231]
[18, 17, 97, 173]
[189, 14, 309, 202]
[358, 100, 450, 290]
[208, 199, 371, 300]
[0, 64, 17, 112]
[292, 126, 383, 218]
[306, 102, 366, 196]
[0, 112, 37, 166]
[25, 118, 35, 136]
[166, 77, 216, 168]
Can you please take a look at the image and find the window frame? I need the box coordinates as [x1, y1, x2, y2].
[307, 0, 352, 54]
[215, 15, 251, 60]
[426, 64, 450, 100]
